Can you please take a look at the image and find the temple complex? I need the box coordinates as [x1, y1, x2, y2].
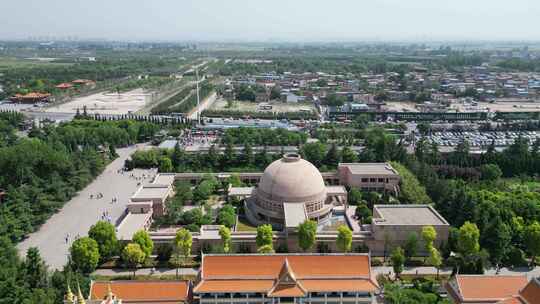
[194, 254, 379, 304]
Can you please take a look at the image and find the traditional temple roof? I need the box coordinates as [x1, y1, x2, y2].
[446, 275, 529, 303]
[77, 283, 86, 304]
[267, 259, 307, 297]
[89, 281, 190, 303]
[56, 83, 74, 89]
[497, 277, 540, 304]
[194, 254, 379, 296]
[10, 92, 51, 102]
[72, 79, 95, 85]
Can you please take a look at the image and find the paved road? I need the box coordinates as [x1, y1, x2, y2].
[373, 265, 540, 279]
[92, 265, 540, 280]
[188, 92, 217, 120]
[93, 267, 198, 277]
[17, 145, 155, 269]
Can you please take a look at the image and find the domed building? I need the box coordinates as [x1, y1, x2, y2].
[245, 153, 346, 230]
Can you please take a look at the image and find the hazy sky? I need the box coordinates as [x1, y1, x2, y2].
[1, 0, 539, 41]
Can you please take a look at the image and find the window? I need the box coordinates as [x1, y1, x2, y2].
[369, 178, 376, 183]
[361, 178, 368, 183]
[378, 178, 384, 183]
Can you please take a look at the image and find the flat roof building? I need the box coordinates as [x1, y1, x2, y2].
[370, 205, 450, 254]
[194, 254, 379, 304]
[131, 184, 172, 216]
[338, 163, 400, 193]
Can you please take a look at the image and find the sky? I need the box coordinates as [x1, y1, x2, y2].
[1, 0, 539, 42]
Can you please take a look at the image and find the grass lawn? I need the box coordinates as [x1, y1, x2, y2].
[236, 217, 258, 232]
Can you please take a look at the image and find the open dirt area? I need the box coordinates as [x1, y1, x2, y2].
[211, 98, 316, 113]
[384, 100, 540, 113]
[453, 101, 540, 112]
[45, 88, 151, 115]
[383, 101, 418, 112]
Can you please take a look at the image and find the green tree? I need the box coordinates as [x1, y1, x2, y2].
[341, 145, 358, 163]
[421, 226, 437, 251]
[404, 233, 418, 261]
[298, 220, 317, 252]
[257, 244, 275, 254]
[391, 162, 431, 204]
[391, 247, 406, 278]
[480, 164, 502, 181]
[158, 156, 173, 172]
[219, 226, 232, 253]
[226, 173, 244, 187]
[348, 188, 362, 205]
[122, 243, 146, 278]
[427, 246, 443, 278]
[355, 204, 372, 224]
[243, 142, 254, 166]
[132, 230, 153, 260]
[458, 221, 480, 256]
[384, 283, 439, 304]
[482, 217, 511, 266]
[172, 228, 192, 278]
[270, 86, 281, 100]
[256, 224, 274, 251]
[524, 221, 540, 267]
[300, 142, 327, 167]
[70, 237, 100, 274]
[324, 143, 341, 167]
[24, 247, 48, 289]
[336, 225, 353, 252]
[88, 221, 118, 262]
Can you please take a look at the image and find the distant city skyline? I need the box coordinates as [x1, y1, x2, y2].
[1, 0, 539, 42]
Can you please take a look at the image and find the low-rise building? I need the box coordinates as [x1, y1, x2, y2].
[370, 205, 449, 253]
[194, 254, 379, 304]
[131, 184, 172, 217]
[337, 163, 400, 193]
[446, 275, 529, 304]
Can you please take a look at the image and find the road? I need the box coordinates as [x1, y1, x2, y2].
[188, 92, 217, 120]
[93, 267, 198, 277]
[92, 265, 540, 280]
[17, 145, 154, 270]
[373, 265, 540, 280]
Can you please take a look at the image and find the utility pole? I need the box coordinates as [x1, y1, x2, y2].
[196, 67, 200, 125]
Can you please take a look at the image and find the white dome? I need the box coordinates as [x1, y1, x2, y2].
[257, 153, 326, 203]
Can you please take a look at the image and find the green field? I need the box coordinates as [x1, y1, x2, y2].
[236, 217, 258, 232]
[0, 57, 72, 71]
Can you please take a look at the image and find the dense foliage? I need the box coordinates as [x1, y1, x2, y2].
[150, 85, 194, 114]
[153, 82, 214, 114]
[0, 237, 90, 304]
[0, 118, 159, 242]
[221, 127, 307, 146]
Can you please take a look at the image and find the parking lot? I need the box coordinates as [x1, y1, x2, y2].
[418, 130, 539, 147]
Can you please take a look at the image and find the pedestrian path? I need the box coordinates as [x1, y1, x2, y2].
[18, 145, 153, 269]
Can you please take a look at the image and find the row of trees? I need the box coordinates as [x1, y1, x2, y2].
[221, 127, 308, 146]
[69, 220, 154, 276]
[2, 56, 185, 96]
